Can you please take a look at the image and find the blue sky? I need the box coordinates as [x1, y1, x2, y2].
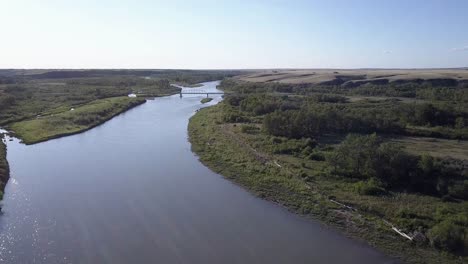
[0, 0, 467, 69]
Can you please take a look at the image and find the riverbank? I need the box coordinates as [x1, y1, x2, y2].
[200, 98, 213, 104]
[188, 103, 466, 264]
[0, 139, 9, 200]
[0, 80, 392, 263]
[8, 97, 146, 145]
[172, 82, 203, 88]
[0, 73, 202, 198]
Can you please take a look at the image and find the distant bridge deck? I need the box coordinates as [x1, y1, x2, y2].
[179, 90, 231, 97]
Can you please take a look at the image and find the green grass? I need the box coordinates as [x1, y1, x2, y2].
[188, 103, 467, 264]
[0, 76, 181, 126]
[200, 98, 213, 104]
[392, 136, 468, 160]
[172, 82, 203, 88]
[9, 97, 146, 144]
[0, 139, 8, 199]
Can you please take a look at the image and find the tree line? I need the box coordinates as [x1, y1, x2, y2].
[224, 94, 468, 139]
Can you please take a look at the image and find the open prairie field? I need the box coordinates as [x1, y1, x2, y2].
[236, 69, 468, 87]
[392, 136, 468, 160]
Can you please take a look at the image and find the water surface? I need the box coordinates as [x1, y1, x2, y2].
[0, 81, 394, 263]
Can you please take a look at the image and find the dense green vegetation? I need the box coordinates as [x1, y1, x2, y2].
[189, 79, 468, 263]
[0, 70, 244, 127]
[220, 78, 468, 102]
[0, 76, 178, 125]
[10, 97, 146, 144]
[0, 70, 242, 137]
[221, 85, 468, 140]
[329, 134, 468, 199]
[0, 139, 8, 200]
[201, 98, 213, 104]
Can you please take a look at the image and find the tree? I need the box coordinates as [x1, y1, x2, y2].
[373, 142, 413, 186]
[328, 133, 380, 178]
[428, 219, 467, 252]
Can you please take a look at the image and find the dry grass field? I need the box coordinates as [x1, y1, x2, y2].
[392, 136, 468, 160]
[236, 69, 468, 86]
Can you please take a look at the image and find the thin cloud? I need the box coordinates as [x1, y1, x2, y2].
[451, 45, 468, 51]
[383, 50, 392, 54]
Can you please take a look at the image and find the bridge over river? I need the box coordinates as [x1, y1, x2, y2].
[179, 89, 229, 98]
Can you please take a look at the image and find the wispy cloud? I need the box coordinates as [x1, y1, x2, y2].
[451, 45, 468, 51]
[383, 50, 392, 54]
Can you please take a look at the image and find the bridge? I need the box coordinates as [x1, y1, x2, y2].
[179, 89, 227, 98]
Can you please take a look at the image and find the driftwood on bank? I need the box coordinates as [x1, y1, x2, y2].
[330, 198, 415, 241]
[330, 199, 357, 211]
[383, 220, 414, 241]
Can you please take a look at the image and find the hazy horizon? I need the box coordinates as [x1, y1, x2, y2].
[1, 0, 467, 69]
[1, 67, 468, 70]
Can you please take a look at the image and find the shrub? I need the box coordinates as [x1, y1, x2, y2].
[308, 151, 325, 161]
[272, 138, 316, 155]
[224, 95, 246, 106]
[222, 110, 248, 123]
[428, 219, 467, 253]
[354, 178, 386, 196]
[240, 124, 257, 134]
[270, 137, 283, 144]
[449, 180, 468, 200]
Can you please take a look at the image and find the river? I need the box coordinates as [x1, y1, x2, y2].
[0, 81, 394, 263]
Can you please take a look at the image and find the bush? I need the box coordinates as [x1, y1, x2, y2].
[270, 136, 283, 144]
[271, 138, 316, 155]
[327, 133, 382, 178]
[449, 180, 468, 200]
[428, 219, 467, 253]
[354, 178, 386, 196]
[224, 95, 246, 106]
[308, 151, 325, 161]
[327, 134, 467, 197]
[222, 110, 248, 123]
[240, 124, 257, 134]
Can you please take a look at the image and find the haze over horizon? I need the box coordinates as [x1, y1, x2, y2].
[1, 0, 467, 69]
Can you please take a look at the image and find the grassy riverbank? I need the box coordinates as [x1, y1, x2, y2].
[9, 97, 146, 144]
[188, 103, 467, 264]
[0, 140, 8, 200]
[0, 70, 244, 126]
[0, 70, 240, 198]
[200, 98, 213, 104]
[0, 70, 245, 144]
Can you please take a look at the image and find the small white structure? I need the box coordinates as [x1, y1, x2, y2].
[128, 93, 137, 98]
